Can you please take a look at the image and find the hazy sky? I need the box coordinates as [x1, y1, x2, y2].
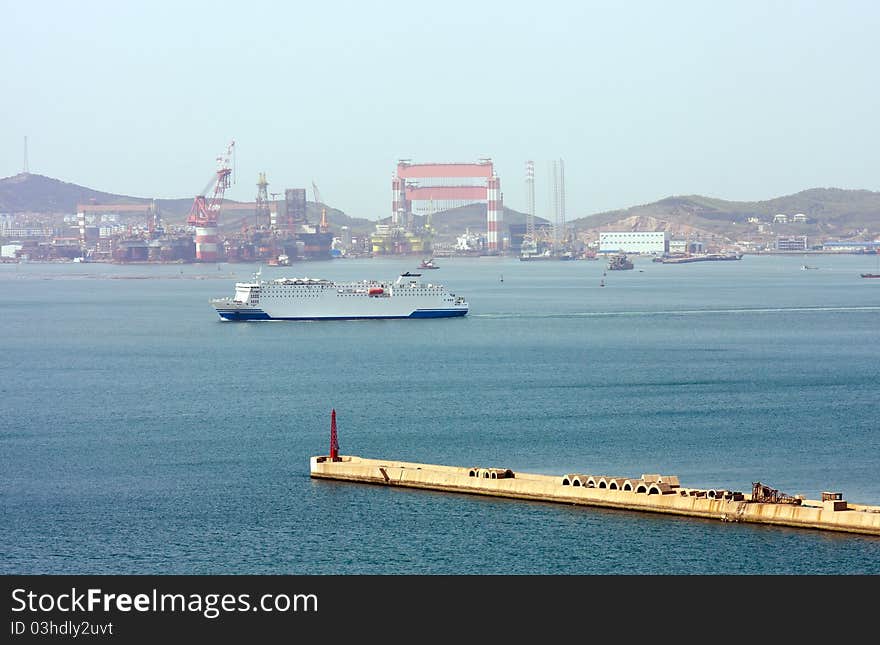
[2, 1, 879, 221]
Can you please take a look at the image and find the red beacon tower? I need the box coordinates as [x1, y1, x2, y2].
[329, 409, 340, 461]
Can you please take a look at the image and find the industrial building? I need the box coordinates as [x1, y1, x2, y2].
[599, 231, 668, 255]
[776, 236, 808, 251]
[668, 239, 704, 255]
[821, 240, 880, 253]
[387, 159, 504, 255]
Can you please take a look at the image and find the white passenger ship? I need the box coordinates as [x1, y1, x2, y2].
[211, 270, 468, 321]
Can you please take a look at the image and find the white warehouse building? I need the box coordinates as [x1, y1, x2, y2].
[599, 231, 668, 255]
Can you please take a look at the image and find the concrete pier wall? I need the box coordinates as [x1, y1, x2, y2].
[310, 455, 880, 537]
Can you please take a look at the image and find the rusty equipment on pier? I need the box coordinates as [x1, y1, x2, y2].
[751, 482, 802, 505]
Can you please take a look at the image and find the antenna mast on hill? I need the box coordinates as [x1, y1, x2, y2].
[23, 136, 29, 174]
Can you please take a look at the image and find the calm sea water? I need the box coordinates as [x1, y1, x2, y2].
[2, 253, 879, 574]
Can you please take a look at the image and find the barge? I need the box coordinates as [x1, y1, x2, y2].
[657, 253, 743, 264]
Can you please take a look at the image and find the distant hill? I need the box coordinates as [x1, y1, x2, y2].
[0, 172, 534, 241]
[570, 188, 880, 241]
[3, 173, 877, 242]
[0, 172, 376, 237]
[0, 173, 166, 213]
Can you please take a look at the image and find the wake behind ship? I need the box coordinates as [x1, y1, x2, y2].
[211, 270, 468, 321]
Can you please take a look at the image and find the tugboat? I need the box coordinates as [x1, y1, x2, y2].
[419, 258, 440, 270]
[607, 253, 634, 271]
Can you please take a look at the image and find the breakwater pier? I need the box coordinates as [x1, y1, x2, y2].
[311, 454, 880, 537]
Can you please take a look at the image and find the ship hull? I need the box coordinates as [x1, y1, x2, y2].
[214, 308, 468, 321]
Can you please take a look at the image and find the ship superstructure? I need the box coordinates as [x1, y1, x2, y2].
[211, 271, 468, 321]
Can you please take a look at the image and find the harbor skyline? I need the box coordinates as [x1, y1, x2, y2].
[3, 2, 880, 221]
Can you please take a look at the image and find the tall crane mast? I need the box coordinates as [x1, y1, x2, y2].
[187, 140, 236, 228]
[525, 160, 535, 242]
[312, 180, 328, 233]
[254, 171, 270, 231]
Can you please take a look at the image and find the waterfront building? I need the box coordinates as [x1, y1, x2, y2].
[599, 231, 668, 255]
[822, 240, 880, 253]
[668, 239, 703, 254]
[2, 243, 23, 258]
[776, 236, 808, 251]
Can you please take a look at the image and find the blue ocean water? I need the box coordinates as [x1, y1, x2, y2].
[1, 254, 879, 574]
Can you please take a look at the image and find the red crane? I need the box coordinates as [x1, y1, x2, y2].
[187, 139, 236, 228]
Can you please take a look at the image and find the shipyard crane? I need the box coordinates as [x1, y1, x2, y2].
[187, 140, 236, 229]
[187, 140, 235, 261]
[312, 180, 329, 233]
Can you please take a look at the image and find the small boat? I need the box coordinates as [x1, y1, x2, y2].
[861, 273, 880, 278]
[607, 253, 634, 271]
[801, 265, 818, 270]
[418, 258, 439, 269]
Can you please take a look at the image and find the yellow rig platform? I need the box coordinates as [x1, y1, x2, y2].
[310, 454, 880, 537]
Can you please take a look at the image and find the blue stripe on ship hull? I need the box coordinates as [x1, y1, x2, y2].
[216, 310, 272, 321]
[409, 309, 468, 318]
[215, 309, 467, 321]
